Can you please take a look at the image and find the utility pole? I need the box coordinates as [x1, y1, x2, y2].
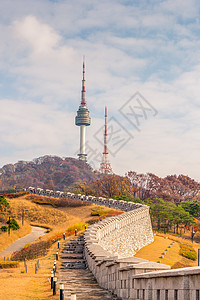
[8, 217, 10, 235]
[22, 209, 24, 226]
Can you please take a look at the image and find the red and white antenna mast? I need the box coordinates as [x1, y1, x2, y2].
[100, 106, 113, 174]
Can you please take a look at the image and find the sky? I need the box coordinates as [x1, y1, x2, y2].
[0, 0, 200, 181]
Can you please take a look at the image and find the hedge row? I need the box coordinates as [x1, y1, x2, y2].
[4, 191, 29, 199]
[0, 260, 19, 268]
[26, 194, 91, 208]
[11, 240, 51, 261]
[179, 244, 197, 261]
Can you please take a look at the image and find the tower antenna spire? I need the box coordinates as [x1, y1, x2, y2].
[81, 56, 86, 106]
[100, 106, 113, 174]
[75, 57, 91, 161]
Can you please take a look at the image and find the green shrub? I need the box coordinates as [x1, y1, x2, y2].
[0, 195, 10, 213]
[183, 251, 196, 260]
[1, 225, 8, 232]
[67, 222, 88, 233]
[91, 208, 122, 217]
[91, 208, 110, 216]
[7, 218, 20, 230]
[7, 188, 16, 193]
[179, 244, 197, 261]
[91, 210, 101, 216]
[0, 260, 19, 268]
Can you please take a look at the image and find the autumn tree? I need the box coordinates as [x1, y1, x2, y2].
[73, 182, 97, 196]
[86, 175, 132, 198]
[127, 171, 150, 199]
[0, 196, 10, 214]
[127, 171, 200, 203]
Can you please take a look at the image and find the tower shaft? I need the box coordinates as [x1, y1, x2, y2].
[80, 125, 86, 157]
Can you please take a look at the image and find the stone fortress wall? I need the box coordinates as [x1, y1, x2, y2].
[28, 187, 200, 300]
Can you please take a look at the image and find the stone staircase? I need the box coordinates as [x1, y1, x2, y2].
[61, 235, 86, 270]
[59, 234, 119, 299]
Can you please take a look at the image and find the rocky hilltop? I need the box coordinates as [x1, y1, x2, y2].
[0, 155, 98, 191]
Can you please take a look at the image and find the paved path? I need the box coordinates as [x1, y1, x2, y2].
[0, 226, 46, 257]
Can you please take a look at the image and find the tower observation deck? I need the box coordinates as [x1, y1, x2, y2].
[75, 59, 91, 161]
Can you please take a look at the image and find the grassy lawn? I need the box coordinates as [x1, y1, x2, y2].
[135, 235, 180, 266]
[135, 233, 199, 267]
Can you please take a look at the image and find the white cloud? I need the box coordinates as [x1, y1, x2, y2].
[0, 98, 77, 165]
[14, 15, 61, 54]
[160, 0, 198, 19]
[0, 1, 199, 182]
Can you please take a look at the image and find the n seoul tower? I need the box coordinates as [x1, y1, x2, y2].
[75, 58, 91, 161]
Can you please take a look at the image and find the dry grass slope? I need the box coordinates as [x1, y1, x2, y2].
[135, 234, 199, 268]
[0, 240, 67, 300]
[9, 198, 70, 226]
[0, 196, 81, 253]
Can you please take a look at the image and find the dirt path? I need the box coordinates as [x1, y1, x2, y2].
[0, 226, 46, 257]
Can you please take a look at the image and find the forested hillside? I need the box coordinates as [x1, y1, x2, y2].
[75, 172, 200, 204]
[75, 173, 200, 236]
[0, 155, 199, 205]
[0, 156, 98, 191]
